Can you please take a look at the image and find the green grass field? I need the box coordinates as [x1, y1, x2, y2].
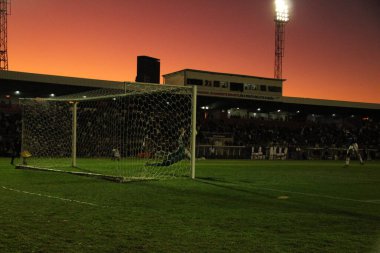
[1, 158, 379, 253]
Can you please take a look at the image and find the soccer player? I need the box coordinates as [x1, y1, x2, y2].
[9, 139, 20, 165]
[146, 128, 191, 166]
[344, 130, 364, 167]
[20, 150, 32, 165]
[111, 148, 121, 161]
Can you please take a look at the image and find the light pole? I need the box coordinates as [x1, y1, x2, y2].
[0, 0, 10, 70]
[274, 0, 289, 79]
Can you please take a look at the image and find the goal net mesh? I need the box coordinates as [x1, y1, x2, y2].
[19, 83, 193, 181]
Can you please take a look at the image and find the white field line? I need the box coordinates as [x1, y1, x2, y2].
[365, 200, 380, 203]
[252, 186, 380, 205]
[1, 186, 99, 207]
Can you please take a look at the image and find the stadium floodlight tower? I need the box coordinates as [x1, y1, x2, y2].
[0, 0, 10, 70]
[274, 0, 289, 79]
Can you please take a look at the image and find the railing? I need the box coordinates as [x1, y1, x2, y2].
[197, 145, 379, 160]
[197, 145, 248, 159]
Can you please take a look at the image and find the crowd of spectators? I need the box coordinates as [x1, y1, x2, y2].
[0, 100, 189, 159]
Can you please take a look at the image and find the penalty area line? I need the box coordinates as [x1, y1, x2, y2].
[1, 186, 100, 207]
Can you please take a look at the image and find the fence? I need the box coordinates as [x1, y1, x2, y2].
[197, 145, 379, 160]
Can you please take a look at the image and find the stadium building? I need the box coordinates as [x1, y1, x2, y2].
[163, 69, 379, 119]
[1, 69, 379, 160]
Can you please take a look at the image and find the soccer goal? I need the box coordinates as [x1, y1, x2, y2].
[17, 82, 197, 182]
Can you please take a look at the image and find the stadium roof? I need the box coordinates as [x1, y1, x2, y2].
[281, 96, 380, 110]
[0, 70, 126, 98]
[163, 69, 285, 81]
[0, 70, 123, 89]
[1, 70, 379, 111]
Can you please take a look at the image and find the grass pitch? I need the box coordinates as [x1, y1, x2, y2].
[0, 158, 379, 253]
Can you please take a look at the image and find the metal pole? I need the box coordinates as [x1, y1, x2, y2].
[20, 100, 25, 162]
[191, 85, 197, 179]
[72, 102, 78, 167]
[0, 0, 10, 70]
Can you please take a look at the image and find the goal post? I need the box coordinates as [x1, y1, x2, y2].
[18, 82, 197, 182]
[72, 101, 78, 168]
[191, 85, 197, 179]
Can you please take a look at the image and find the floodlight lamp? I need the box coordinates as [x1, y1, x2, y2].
[275, 0, 289, 22]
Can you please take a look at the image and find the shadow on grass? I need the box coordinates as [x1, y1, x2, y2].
[195, 177, 276, 199]
[196, 176, 227, 182]
[195, 177, 380, 222]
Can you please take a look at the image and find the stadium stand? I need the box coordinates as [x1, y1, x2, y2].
[1, 69, 379, 161]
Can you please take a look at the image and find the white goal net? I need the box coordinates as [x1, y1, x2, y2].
[18, 83, 196, 182]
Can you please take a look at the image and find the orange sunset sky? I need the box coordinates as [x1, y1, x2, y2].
[7, 0, 380, 103]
